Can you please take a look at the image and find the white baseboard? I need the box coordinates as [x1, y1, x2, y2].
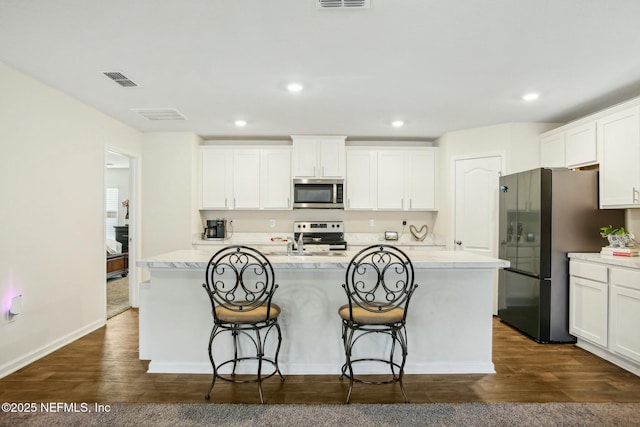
[576, 339, 640, 377]
[0, 318, 105, 379]
[146, 360, 495, 375]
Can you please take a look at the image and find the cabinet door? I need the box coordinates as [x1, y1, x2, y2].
[318, 138, 345, 178]
[405, 149, 437, 210]
[262, 149, 291, 209]
[377, 151, 405, 210]
[609, 268, 640, 363]
[565, 122, 597, 168]
[598, 106, 640, 208]
[345, 150, 376, 209]
[201, 148, 232, 209]
[292, 139, 318, 178]
[540, 133, 565, 168]
[569, 275, 608, 347]
[232, 150, 261, 209]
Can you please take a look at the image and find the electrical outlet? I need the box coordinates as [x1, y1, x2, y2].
[269, 219, 276, 228]
[368, 219, 375, 227]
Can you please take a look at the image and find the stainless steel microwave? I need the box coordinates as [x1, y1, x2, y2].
[293, 179, 344, 209]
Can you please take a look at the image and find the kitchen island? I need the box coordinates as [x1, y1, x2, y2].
[138, 249, 509, 375]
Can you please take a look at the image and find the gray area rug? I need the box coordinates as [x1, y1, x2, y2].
[2, 403, 639, 427]
[107, 277, 130, 319]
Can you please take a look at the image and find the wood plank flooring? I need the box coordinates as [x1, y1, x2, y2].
[1, 309, 639, 404]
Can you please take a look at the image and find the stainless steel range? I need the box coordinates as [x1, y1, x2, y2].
[293, 221, 348, 252]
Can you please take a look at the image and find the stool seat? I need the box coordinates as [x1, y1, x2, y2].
[338, 304, 404, 324]
[216, 303, 281, 324]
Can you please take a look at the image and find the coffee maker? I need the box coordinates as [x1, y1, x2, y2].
[203, 219, 227, 240]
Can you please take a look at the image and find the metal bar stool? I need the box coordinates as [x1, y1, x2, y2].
[339, 244, 418, 403]
[202, 245, 284, 403]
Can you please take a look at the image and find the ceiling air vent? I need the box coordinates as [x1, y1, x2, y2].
[102, 71, 138, 87]
[131, 108, 188, 121]
[317, 0, 370, 8]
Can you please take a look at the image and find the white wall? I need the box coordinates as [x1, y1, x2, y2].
[141, 132, 202, 258]
[433, 122, 559, 247]
[0, 64, 143, 378]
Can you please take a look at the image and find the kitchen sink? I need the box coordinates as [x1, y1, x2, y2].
[264, 251, 347, 257]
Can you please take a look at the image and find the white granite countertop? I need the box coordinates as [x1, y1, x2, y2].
[139, 249, 509, 270]
[568, 252, 640, 269]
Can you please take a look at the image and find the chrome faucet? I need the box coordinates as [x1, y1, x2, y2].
[297, 232, 304, 255]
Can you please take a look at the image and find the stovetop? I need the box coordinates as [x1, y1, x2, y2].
[293, 221, 347, 250]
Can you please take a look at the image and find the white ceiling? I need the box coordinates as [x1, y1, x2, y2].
[2, 0, 640, 140]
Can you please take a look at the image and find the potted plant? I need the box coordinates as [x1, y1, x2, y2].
[600, 225, 635, 248]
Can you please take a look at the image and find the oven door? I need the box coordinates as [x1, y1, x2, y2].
[293, 180, 343, 209]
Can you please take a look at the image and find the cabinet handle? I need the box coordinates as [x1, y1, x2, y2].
[410, 198, 413, 209]
[348, 199, 350, 209]
[287, 197, 290, 208]
[401, 199, 404, 209]
[224, 198, 227, 208]
[322, 166, 325, 176]
[233, 198, 236, 208]
[313, 166, 316, 177]
[634, 187, 639, 204]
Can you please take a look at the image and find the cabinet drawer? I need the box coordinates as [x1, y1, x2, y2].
[611, 267, 640, 291]
[570, 260, 608, 283]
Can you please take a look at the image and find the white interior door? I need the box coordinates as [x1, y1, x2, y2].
[454, 155, 502, 313]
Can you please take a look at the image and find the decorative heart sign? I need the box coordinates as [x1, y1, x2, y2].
[410, 224, 428, 241]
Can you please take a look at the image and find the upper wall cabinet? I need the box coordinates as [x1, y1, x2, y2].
[539, 122, 597, 169]
[539, 96, 640, 208]
[540, 132, 565, 168]
[292, 136, 346, 179]
[565, 122, 597, 168]
[345, 147, 438, 211]
[598, 105, 640, 208]
[200, 146, 291, 210]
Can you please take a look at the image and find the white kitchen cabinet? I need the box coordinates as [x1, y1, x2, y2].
[568, 255, 640, 376]
[540, 132, 565, 168]
[232, 150, 261, 209]
[292, 136, 346, 178]
[569, 261, 609, 347]
[598, 105, 640, 208]
[377, 150, 405, 210]
[200, 146, 292, 210]
[609, 267, 640, 364]
[345, 147, 438, 211]
[345, 149, 376, 209]
[201, 147, 233, 209]
[261, 149, 291, 209]
[564, 122, 597, 168]
[404, 149, 437, 210]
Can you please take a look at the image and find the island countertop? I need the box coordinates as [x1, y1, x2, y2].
[138, 249, 510, 270]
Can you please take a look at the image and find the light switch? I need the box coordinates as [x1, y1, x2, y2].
[9, 295, 22, 316]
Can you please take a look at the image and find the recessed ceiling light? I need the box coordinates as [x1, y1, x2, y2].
[287, 82, 304, 93]
[234, 119, 247, 127]
[392, 120, 404, 128]
[522, 93, 540, 101]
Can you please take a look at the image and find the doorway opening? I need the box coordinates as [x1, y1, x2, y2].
[105, 150, 135, 318]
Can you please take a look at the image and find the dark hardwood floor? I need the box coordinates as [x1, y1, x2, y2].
[1, 309, 639, 404]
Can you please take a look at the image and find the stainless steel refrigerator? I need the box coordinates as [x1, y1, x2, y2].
[498, 168, 624, 343]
